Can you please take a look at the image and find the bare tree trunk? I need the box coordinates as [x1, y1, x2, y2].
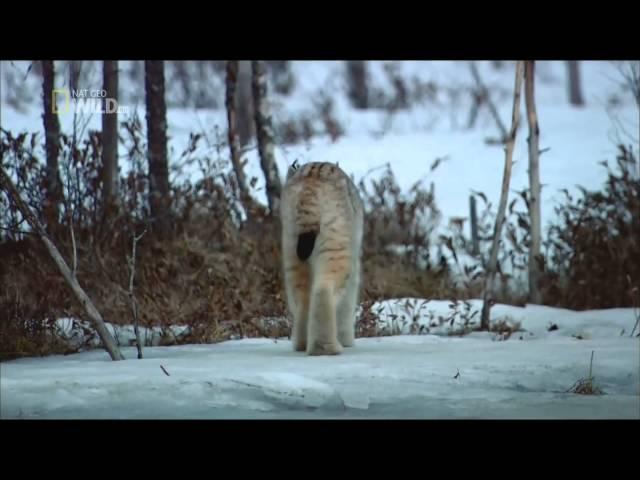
[226, 61, 257, 221]
[172, 61, 192, 107]
[127, 228, 146, 360]
[567, 61, 585, 106]
[252, 60, 282, 217]
[69, 61, 82, 93]
[144, 61, 171, 238]
[41, 60, 63, 229]
[236, 61, 255, 146]
[524, 61, 542, 305]
[466, 90, 485, 129]
[624, 61, 640, 109]
[0, 166, 125, 361]
[346, 61, 369, 109]
[102, 60, 119, 212]
[267, 60, 294, 95]
[469, 195, 479, 256]
[480, 61, 526, 331]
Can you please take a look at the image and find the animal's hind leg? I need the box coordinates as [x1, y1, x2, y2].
[307, 284, 342, 355]
[307, 249, 351, 355]
[337, 271, 358, 347]
[337, 294, 357, 348]
[285, 260, 311, 352]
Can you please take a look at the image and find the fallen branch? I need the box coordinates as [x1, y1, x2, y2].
[0, 166, 125, 361]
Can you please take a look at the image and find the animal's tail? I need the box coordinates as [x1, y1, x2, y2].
[296, 231, 317, 261]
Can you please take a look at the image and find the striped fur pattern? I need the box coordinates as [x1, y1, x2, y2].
[280, 161, 364, 355]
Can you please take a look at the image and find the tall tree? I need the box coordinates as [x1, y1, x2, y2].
[567, 61, 585, 106]
[68, 61, 82, 94]
[346, 61, 369, 109]
[101, 60, 119, 211]
[252, 60, 282, 217]
[41, 60, 63, 228]
[480, 61, 525, 331]
[144, 61, 171, 238]
[524, 61, 542, 304]
[236, 61, 255, 146]
[226, 61, 257, 221]
[267, 60, 294, 95]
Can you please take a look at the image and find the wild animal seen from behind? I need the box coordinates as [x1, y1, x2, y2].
[280, 161, 364, 355]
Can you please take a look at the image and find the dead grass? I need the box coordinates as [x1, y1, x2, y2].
[566, 351, 604, 395]
[2, 125, 637, 360]
[0, 132, 455, 360]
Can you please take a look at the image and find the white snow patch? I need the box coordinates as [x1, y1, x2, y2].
[2, 302, 638, 419]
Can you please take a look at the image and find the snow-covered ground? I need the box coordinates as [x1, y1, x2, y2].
[2, 302, 638, 419]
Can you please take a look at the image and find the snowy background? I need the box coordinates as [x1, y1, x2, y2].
[3, 60, 637, 226]
[1, 60, 638, 419]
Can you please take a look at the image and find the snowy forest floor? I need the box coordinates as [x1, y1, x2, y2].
[2, 301, 638, 419]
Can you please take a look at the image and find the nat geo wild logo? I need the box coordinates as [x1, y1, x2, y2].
[53, 88, 129, 115]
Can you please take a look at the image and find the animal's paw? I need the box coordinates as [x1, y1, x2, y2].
[293, 337, 307, 352]
[338, 331, 355, 347]
[306, 341, 343, 356]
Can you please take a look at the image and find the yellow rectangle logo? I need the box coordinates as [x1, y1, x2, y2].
[52, 89, 70, 114]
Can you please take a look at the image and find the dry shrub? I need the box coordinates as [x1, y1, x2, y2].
[277, 116, 315, 145]
[355, 299, 381, 338]
[543, 145, 640, 309]
[566, 351, 604, 395]
[489, 316, 522, 341]
[0, 130, 47, 233]
[1, 123, 459, 358]
[10, 123, 636, 359]
[0, 244, 69, 361]
[356, 163, 454, 302]
[0, 123, 290, 359]
[441, 143, 639, 311]
[275, 90, 344, 145]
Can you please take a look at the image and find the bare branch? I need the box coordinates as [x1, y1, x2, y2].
[70, 221, 77, 278]
[360, 162, 391, 182]
[469, 62, 509, 143]
[127, 227, 147, 359]
[0, 224, 36, 236]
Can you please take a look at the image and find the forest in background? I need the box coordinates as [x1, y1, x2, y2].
[1, 60, 638, 361]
